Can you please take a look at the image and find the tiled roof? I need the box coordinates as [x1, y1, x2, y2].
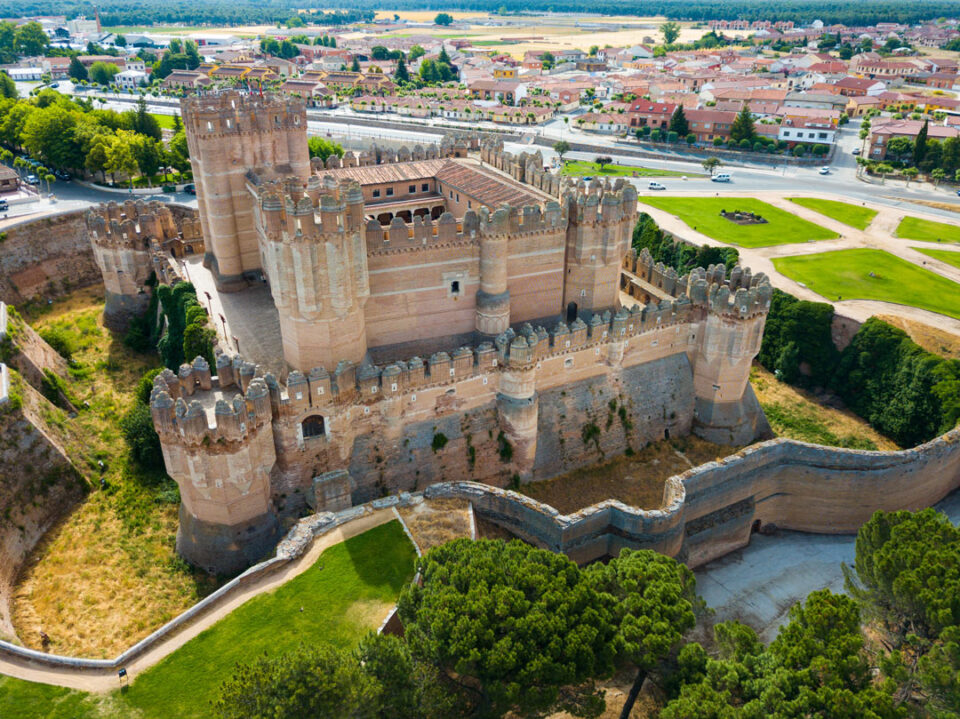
[317, 158, 449, 185]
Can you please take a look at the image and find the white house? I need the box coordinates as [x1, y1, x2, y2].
[115, 69, 147, 89]
[778, 120, 837, 145]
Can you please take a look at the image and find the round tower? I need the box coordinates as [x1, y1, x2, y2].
[476, 207, 511, 336]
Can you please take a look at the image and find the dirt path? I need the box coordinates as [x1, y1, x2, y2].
[638, 190, 960, 333]
[0, 508, 396, 693]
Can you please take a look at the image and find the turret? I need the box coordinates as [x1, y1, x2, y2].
[255, 179, 370, 372]
[562, 183, 637, 319]
[181, 91, 311, 291]
[149, 364, 281, 574]
[476, 207, 511, 336]
[690, 271, 773, 445]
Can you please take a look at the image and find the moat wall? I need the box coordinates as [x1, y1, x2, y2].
[427, 425, 960, 566]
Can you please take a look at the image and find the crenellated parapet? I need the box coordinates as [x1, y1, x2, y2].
[86, 200, 203, 330]
[480, 138, 562, 197]
[182, 90, 306, 140]
[311, 134, 479, 173]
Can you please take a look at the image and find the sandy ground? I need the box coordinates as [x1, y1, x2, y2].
[638, 190, 960, 336]
[0, 508, 396, 693]
[396, 498, 473, 553]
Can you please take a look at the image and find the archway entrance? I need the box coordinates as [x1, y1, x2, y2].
[566, 301, 578, 324]
[301, 415, 326, 439]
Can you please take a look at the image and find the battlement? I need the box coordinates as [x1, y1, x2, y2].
[181, 90, 306, 139]
[255, 176, 366, 242]
[309, 136, 475, 172]
[627, 247, 772, 319]
[86, 199, 200, 250]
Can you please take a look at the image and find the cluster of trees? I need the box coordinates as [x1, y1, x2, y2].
[149, 38, 202, 80]
[216, 539, 700, 719]
[0, 20, 48, 62]
[212, 506, 960, 718]
[125, 279, 215, 373]
[418, 46, 457, 84]
[307, 136, 344, 163]
[760, 291, 960, 447]
[259, 37, 300, 60]
[632, 212, 741, 272]
[866, 119, 960, 183]
[0, 90, 190, 185]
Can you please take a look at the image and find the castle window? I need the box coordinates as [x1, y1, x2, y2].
[468, 201, 472, 208]
[206, 121, 213, 131]
[226, 119, 232, 129]
[372, 189, 381, 198]
[422, 183, 429, 191]
[386, 187, 394, 196]
[450, 280, 460, 294]
[301, 415, 326, 439]
[409, 185, 416, 193]
[564, 357, 574, 368]
[449, 190, 454, 199]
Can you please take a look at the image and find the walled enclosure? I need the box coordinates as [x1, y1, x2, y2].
[89, 91, 775, 574]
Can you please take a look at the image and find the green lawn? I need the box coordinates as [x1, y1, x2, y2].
[149, 114, 178, 130]
[562, 160, 696, 178]
[787, 197, 878, 230]
[773, 249, 960, 320]
[639, 197, 839, 248]
[0, 520, 416, 719]
[914, 246, 960, 270]
[896, 216, 960, 244]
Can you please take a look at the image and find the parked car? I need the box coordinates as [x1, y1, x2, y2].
[0, 199, 9, 212]
[183, 183, 196, 195]
[711, 173, 731, 183]
[53, 169, 71, 181]
[852, 148, 861, 155]
[25, 174, 39, 185]
[648, 181, 666, 191]
[818, 166, 831, 175]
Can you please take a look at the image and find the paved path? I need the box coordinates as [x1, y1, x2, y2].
[697, 489, 960, 642]
[0, 508, 396, 693]
[638, 190, 960, 334]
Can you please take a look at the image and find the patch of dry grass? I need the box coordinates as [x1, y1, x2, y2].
[520, 436, 739, 514]
[397, 498, 472, 553]
[750, 366, 898, 451]
[11, 291, 219, 658]
[876, 314, 960, 360]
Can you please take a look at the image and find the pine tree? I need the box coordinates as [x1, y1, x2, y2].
[68, 55, 87, 82]
[730, 104, 755, 143]
[351, 56, 360, 72]
[914, 119, 929, 167]
[668, 105, 689, 136]
[394, 56, 409, 83]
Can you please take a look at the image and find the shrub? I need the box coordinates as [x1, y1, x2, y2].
[792, 144, 807, 156]
[431, 432, 448, 452]
[40, 327, 74, 360]
[713, 137, 724, 146]
[121, 401, 164, 470]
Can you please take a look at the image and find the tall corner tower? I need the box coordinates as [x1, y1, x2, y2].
[181, 91, 311, 291]
[562, 182, 638, 318]
[691, 272, 773, 445]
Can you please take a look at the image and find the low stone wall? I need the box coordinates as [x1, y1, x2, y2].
[0, 495, 415, 670]
[426, 425, 960, 566]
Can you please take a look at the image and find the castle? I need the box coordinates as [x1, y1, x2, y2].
[88, 92, 773, 574]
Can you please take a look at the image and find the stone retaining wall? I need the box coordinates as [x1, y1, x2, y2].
[426, 425, 960, 566]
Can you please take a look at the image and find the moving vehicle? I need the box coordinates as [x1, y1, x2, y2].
[183, 183, 196, 195]
[0, 199, 10, 212]
[711, 173, 731, 183]
[53, 170, 71, 181]
[25, 174, 38, 185]
[648, 181, 666, 190]
[852, 148, 861, 155]
[818, 166, 831, 175]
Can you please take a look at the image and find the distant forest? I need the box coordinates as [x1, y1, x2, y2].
[3, 0, 960, 27]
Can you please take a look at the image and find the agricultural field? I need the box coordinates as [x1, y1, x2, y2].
[772, 248, 960, 320]
[914, 246, 960, 270]
[787, 197, 878, 230]
[896, 216, 960, 244]
[638, 197, 839, 248]
[0, 520, 416, 719]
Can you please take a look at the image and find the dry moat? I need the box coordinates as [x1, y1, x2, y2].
[519, 436, 741, 514]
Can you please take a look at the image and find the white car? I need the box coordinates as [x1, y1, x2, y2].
[818, 166, 831, 175]
[648, 181, 666, 191]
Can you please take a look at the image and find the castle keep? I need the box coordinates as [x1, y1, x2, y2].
[91, 92, 773, 573]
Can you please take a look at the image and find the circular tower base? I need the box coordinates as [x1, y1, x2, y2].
[176, 504, 282, 576]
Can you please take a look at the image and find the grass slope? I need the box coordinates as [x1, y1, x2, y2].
[149, 113, 177, 130]
[639, 197, 839, 248]
[0, 520, 416, 719]
[773, 248, 960, 320]
[787, 197, 877, 230]
[914, 246, 960, 270]
[562, 160, 696, 178]
[123, 519, 415, 718]
[896, 216, 960, 244]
